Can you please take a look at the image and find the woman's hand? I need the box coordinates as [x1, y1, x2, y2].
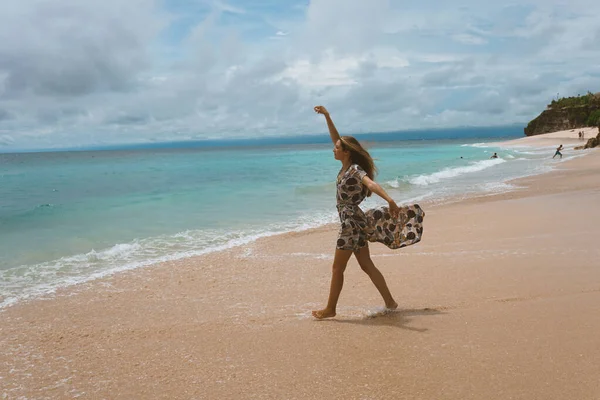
[388, 201, 400, 219]
[314, 105, 329, 115]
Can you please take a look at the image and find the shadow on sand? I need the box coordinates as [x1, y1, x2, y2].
[320, 308, 445, 332]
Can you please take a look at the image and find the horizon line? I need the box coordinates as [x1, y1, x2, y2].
[0, 123, 525, 154]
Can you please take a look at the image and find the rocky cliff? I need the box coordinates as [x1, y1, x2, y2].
[583, 132, 600, 149]
[524, 92, 600, 136]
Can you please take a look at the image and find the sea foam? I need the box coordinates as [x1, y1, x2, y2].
[0, 212, 337, 310]
[409, 158, 506, 186]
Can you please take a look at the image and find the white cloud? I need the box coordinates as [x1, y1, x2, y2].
[1, 0, 600, 150]
[280, 52, 361, 87]
[453, 34, 488, 45]
[213, 0, 246, 15]
[0, 134, 14, 145]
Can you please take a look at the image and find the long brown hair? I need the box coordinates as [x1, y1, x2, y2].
[340, 135, 377, 196]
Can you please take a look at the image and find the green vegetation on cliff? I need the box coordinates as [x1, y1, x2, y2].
[587, 109, 600, 126]
[525, 91, 600, 136]
[549, 91, 599, 108]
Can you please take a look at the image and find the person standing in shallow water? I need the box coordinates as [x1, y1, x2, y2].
[312, 105, 400, 319]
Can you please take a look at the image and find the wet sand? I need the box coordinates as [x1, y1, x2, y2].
[1, 136, 600, 399]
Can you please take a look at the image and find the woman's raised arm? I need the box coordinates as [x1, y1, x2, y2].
[314, 105, 341, 144]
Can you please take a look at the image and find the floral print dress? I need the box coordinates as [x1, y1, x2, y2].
[336, 164, 425, 251]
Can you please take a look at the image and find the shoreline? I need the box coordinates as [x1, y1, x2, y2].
[2, 132, 600, 399]
[0, 130, 596, 311]
[494, 126, 599, 147]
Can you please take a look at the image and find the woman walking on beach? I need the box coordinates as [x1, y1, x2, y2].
[312, 106, 425, 319]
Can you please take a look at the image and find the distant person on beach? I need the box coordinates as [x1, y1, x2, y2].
[490, 153, 498, 159]
[578, 131, 582, 140]
[311, 105, 425, 319]
[553, 144, 563, 159]
[581, 131, 585, 141]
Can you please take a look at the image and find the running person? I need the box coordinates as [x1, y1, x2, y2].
[553, 144, 563, 159]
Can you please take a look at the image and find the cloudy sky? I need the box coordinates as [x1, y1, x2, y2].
[1, 0, 599, 150]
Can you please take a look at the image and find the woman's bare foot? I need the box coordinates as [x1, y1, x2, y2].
[385, 300, 398, 310]
[312, 309, 336, 319]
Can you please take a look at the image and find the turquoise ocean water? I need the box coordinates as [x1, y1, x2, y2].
[0, 127, 576, 307]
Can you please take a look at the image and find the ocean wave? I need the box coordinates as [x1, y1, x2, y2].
[461, 143, 492, 148]
[408, 158, 506, 186]
[512, 150, 546, 155]
[398, 191, 436, 204]
[477, 182, 518, 193]
[383, 178, 412, 190]
[0, 212, 337, 309]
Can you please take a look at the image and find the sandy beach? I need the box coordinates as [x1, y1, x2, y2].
[2, 132, 600, 399]
[496, 126, 599, 147]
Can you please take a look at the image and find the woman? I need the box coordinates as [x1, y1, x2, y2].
[312, 105, 425, 319]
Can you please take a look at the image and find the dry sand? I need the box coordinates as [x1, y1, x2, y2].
[496, 126, 599, 147]
[1, 135, 600, 399]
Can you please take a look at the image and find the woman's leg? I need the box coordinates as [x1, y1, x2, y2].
[312, 248, 353, 319]
[354, 244, 398, 309]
